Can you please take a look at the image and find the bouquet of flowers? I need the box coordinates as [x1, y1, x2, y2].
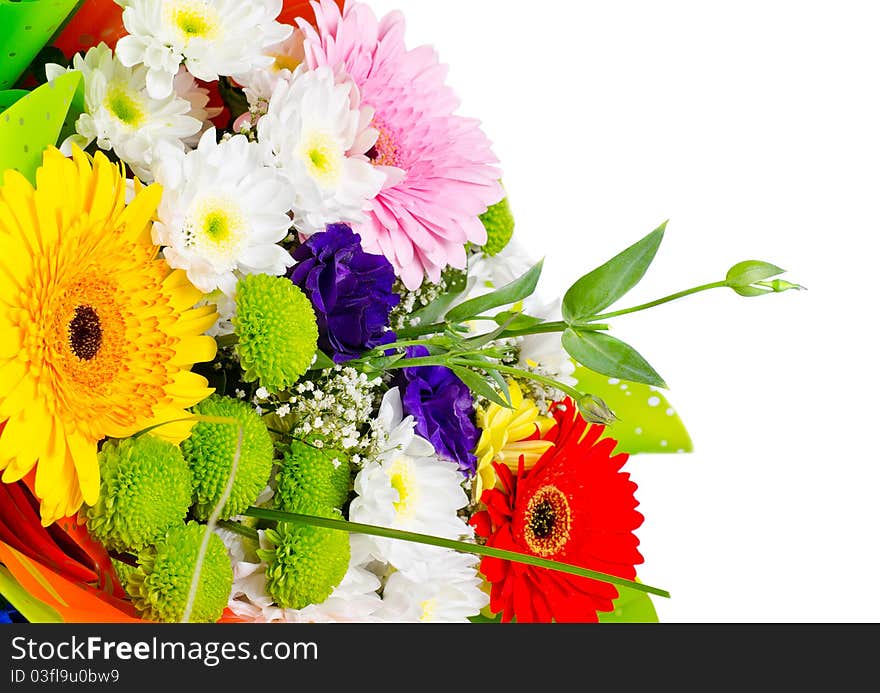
[0, 0, 800, 624]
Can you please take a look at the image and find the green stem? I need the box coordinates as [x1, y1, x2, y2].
[499, 320, 568, 338]
[588, 281, 729, 322]
[400, 319, 610, 343]
[453, 359, 582, 402]
[244, 508, 670, 599]
[395, 322, 450, 339]
[360, 337, 450, 359]
[369, 355, 451, 370]
[218, 520, 259, 541]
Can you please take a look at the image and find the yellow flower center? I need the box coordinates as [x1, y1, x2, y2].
[104, 86, 146, 127]
[203, 210, 231, 242]
[185, 199, 245, 257]
[169, 1, 220, 41]
[299, 131, 343, 187]
[523, 485, 571, 557]
[270, 53, 301, 73]
[419, 598, 438, 622]
[389, 458, 418, 520]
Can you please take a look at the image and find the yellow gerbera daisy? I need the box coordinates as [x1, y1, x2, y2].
[473, 380, 556, 502]
[0, 147, 217, 525]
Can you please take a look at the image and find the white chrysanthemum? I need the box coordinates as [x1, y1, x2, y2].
[235, 28, 306, 105]
[258, 66, 386, 236]
[173, 67, 223, 146]
[152, 129, 294, 295]
[47, 43, 201, 181]
[201, 290, 236, 338]
[375, 550, 489, 623]
[349, 388, 472, 571]
[219, 530, 383, 623]
[115, 0, 292, 99]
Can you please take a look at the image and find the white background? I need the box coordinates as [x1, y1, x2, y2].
[368, 0, 880, 622]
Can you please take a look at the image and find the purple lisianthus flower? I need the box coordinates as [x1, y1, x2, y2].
[399, 346, 479, 476]
[290, 224, 400, 363]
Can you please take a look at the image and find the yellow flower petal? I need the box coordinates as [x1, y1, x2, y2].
[171, 335, 218, 368]
[0, 147, 216, 524]
[474, 379, 556, 499]
[65, 431, 100, 507]
[119, 182, 162, 244]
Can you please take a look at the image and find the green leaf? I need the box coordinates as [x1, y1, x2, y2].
[309, 349, 336, 371]
[731, 285, 770, 298]
[445, 260, 544, 324]
[0, 566, 62, 624]
[468, 613, 502, 624]
[244, 507, 670, 599]
[563, 329, 667, 389]
[598, 582, 660, 623]
[562, 222, 666, 325]
[449, 366, 512, 408]
[573, 365, 693, 455]
[0, 70, 84, 184]
[408, 287, 466, 325]
[0, 0, 79, 90]
[726, 260, 786, 288]
[458, 314, 520, 352]
[492, 311, 544, 331]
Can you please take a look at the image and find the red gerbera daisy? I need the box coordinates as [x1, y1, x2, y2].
[470, 399, 645, 623]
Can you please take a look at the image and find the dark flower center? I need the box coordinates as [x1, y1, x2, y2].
[68, 305, 103, 361]
[524, 486, 571, 557]
[529, 499, 556, 539]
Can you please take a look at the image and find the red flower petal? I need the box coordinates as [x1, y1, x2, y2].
[475, 399, 645, 623]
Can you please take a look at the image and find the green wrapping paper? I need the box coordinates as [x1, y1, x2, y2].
[0, 0, 80, 89]
[576, 366, 695, 456]
[0, 89, 29, 111]
[0, 70, 83, 183]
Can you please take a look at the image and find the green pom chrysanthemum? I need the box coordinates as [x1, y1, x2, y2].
[128, 522, 233, 623]
[258, 506, 350, 610]
[276, 440, 351, 513]
[86, 436, 193, 552]
[233, 274, 318, 392]
[480, 197, 515, 256]
[182, 395, 274, 521]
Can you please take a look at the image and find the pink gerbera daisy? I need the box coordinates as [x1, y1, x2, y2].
[298, 0, 504, 289]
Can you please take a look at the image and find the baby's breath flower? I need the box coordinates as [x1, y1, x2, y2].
[281, 366, 383, 460]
